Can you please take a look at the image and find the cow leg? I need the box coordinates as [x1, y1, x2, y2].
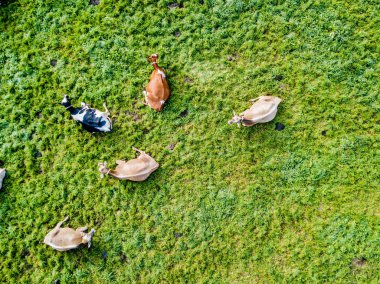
[249, 97, 262, 103]
[103, 103, 110, 117]
[55, 216, 69, 229]
[81, 102, 90, 110]
[142, 91, 149, 105]
[76, 227, 88, 232]
[49, 216, 69, 237]
[132, 147, 145, 155]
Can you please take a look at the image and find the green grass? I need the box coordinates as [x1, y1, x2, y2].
[0, 0, 379, 282]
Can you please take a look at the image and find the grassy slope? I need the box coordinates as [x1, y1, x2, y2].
[0, 0, 379, 282]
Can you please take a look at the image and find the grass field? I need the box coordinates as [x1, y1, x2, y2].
[0, 0, 379, 282]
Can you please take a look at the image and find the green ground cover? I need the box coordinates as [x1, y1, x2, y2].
[0, 0, 379, 282]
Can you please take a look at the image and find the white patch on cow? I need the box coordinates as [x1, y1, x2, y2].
[72, 108, 112, 132]
[157, 69, 166, 78]
[143, 91, 149, 104]
[97, 117, 112, 132]
[94, 109, 103, 117]
[62, 96, 68, 104]
[71, 111, 86, 122]
[94, 110, 112, 132]
[81, 102, 89, 109]
[160, 100, 165, 105]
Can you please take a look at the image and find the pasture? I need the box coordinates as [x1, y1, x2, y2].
[0, 0, 379, 282]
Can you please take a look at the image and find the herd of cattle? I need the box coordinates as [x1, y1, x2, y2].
[1, 54, 282, 251]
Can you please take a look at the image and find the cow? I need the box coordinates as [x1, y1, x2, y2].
[44, 216, 95, 251]
[60, 95, 112, 133]
[228, 96, 282, 127]
[98, 147, 159, 181]
[143, 54, 171, 111]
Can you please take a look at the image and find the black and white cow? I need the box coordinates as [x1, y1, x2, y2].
[61, 95, 112, 133]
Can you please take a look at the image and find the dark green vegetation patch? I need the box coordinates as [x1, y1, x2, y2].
[0, 0, 379, 282]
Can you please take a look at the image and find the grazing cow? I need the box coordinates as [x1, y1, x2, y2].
[43, 216, 95, 251]
[98, 147, 159, 181]
[0, 168, 5, 190]
[228, 96, 282, 127]
[60, 95, 112, 133]
[143, 54, 170, 111]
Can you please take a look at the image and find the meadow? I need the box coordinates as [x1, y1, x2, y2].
[0, 0, 379, 282]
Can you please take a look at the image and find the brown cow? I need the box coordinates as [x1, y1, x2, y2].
[143, 54, 170, 111]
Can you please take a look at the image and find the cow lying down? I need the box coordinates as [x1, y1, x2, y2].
[60, 95, 112, 133]
[44, 216, 95, 251]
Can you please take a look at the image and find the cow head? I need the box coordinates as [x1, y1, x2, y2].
[228, 111, 243, 127]
[82, 229, 96, 248]
[148, 53, 159, 63]
[61, 95, 71, 108]
[98, 162, 108, 178]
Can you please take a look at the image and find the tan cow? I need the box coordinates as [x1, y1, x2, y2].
[43, 216, 95, 251]
[228, 96, 282, 127]
[143, 54, 170, 111]
[98, 147, 159, 181]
